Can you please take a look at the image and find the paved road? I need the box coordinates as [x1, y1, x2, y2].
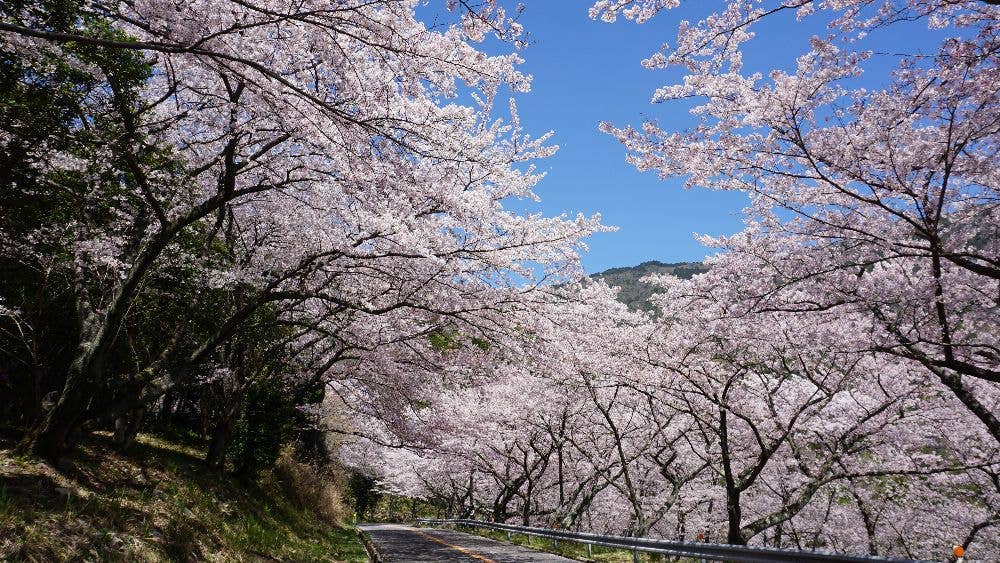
[360, 523, 576, 562]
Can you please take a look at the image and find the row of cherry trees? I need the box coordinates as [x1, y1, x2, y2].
[356, 274, 998, 558]
[2, 0, 997, 557]
[0, 0, 601, 471]
[352, 0, 1000, 560]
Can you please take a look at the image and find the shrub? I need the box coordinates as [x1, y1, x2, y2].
[273, 446, 348, 525]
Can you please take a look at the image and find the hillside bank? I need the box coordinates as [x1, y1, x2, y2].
[0, 431, 366, 561]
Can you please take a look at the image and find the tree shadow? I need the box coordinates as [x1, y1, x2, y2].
[0, 471, 65, 513]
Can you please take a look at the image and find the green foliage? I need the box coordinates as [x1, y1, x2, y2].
[227, 378, 311, 476]
[0, 2, 333, 509]
[429, 329, 491, 351]
[348, 473, 382, 520]
[0, 0, 157, 428]
[429, 329, 464, 350]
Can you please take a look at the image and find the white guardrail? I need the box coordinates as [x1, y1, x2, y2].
[416, 518, 937, 563]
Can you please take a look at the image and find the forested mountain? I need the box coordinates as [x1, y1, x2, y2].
[592, 261, 707, 311]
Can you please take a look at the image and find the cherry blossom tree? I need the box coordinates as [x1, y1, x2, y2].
[347, 268, 997, 558]
[1, 0, 603, 459]
[645, 269, 998, 553]
[592, 1, 1000, 443]
[585, 2, 1000, 551]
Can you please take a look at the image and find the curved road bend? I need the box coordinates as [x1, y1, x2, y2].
[360, 523, 576, 562]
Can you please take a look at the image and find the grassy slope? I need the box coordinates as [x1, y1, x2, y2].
[0, 432, 367, 562]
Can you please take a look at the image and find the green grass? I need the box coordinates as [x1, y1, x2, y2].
[0, 483, 12, 517]
[0, 432, 367, 562]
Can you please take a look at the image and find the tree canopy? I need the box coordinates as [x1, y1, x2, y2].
[1, 1, 997, 560]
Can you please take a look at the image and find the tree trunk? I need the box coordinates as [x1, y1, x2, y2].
[159, 392, 177, 424]
[113, 406, 145, 451]
[206, 418, 234, 470]
[206, 396, 241, 471]
[726, 488, 744, 545]
[521, 481, 533, 525]
[18, 355, 92, 461]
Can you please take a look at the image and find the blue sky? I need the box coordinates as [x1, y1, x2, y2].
[497, 3, 746, 274]
[421, 2, 943, 274]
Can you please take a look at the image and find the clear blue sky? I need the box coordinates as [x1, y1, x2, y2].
[421, 3, 942, 274]
[498, 3, 747, 274]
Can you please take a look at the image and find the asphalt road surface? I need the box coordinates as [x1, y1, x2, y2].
[360, 523, 577, 562]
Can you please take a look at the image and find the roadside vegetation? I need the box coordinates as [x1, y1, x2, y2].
[0, 431, 367, 562]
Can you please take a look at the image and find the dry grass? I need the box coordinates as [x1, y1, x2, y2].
[0, 431, 367, 562]
[274, 446, 350, 526]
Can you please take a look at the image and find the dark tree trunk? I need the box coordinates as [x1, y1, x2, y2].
[206, 397, 241, 470]
[113, 406, 145, 451]
[521, 480, 533, 526]
[726, 489, 745, 545]
[720, 409, 747, 545]
[19, 358, 92, 461]
[159, 392, 177, 424]
[206, 417, 234, 470]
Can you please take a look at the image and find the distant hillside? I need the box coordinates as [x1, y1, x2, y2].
[591, 261, 707, 312]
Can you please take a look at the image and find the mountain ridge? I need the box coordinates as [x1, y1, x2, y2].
[591, 260, 708, 311]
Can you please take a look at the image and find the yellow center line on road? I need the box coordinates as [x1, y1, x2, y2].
[410, 528, 498, 563]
